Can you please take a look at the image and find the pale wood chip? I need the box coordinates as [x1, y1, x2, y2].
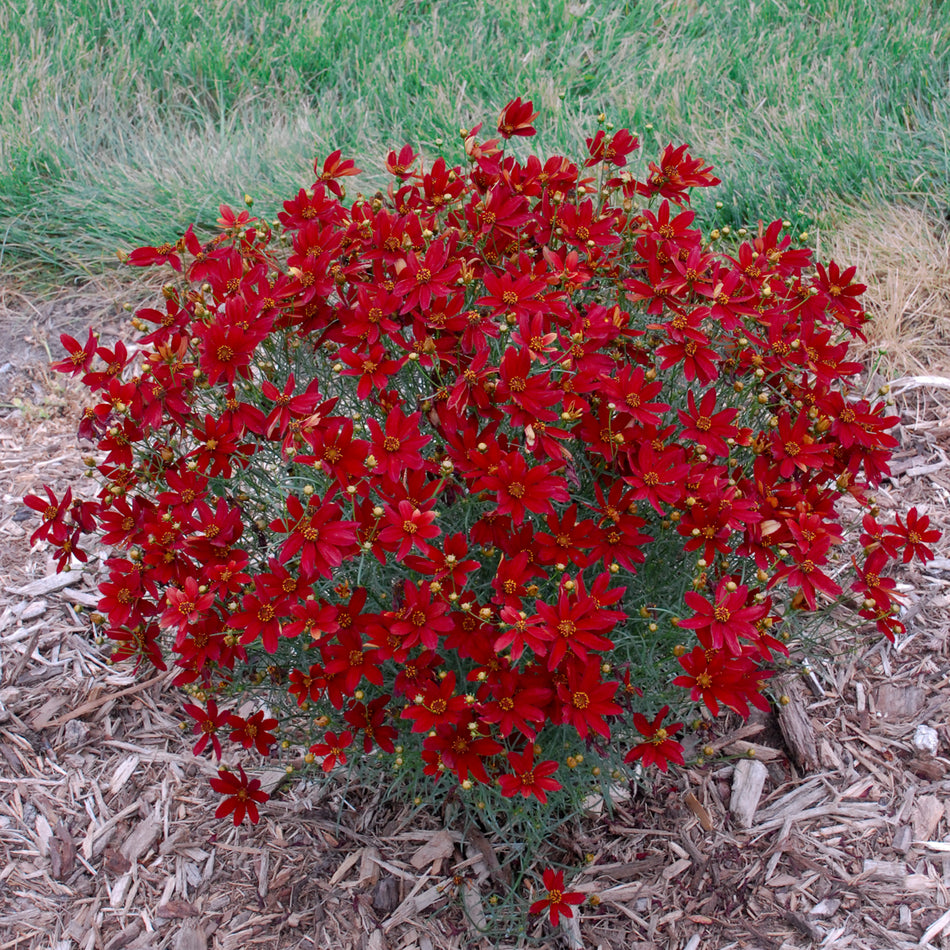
[860, 859, 907, 885]
[731, 758, 769, 829]
[459, 879, 487, 931]
[875, 683, 925, 719]
[359, 845, 382, 888]
[911, 795, 944, 840]
[174, 921, 208, 950]
[6, 571, 85, 597]
[409, 829, 454, 871]
[120, 814, 161, 864]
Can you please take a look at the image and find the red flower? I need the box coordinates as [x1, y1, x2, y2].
[227, 590, 285, 654]
[680, 580, 770, 655]
[886, 507, 941, 564]
[366, 406, 432, 483]
[227, 710, 278, 755]
[52, 330, 98, 377]
[401, 672, 468, 733]
[497, 97, 539, 138]
[23, 486, 74, 545]
[556, 662, 621, 740]
[625, 706, 684, 772]
[127, 240, 183, 272]
[338, 344, 406, 401]
[851, 547, 902, 615]
[385, 144, 419, 178]
[343, 696, 397, 754]
[162, 577, 216, 632]
[479, 667, 552, 740]
[196, 306, 264, 387]
[677, 388, 739, 457]
[392, 239, 461, 313]
[182, 698, 229, 758]
[309, 730, 353, 772]
[770, 411, 831, 478]
[270, 492, 360, 581]
[585, 128, 639, 167]
[673, 647, 771, 717]
[473, 452, 569, 525]
[314, 149, 361, 197]
[498, 747, 562, 803]
[529, 868, 585, 926]
[421, 714, 502, 785]
[378, 499, 441, 560]
[209, 766, 269, 825]
[622, 441, 689, 516]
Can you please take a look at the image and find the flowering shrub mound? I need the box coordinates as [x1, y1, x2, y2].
[28, 100, 939, 837]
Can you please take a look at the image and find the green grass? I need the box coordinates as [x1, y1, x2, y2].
[1, 0, 949, 288]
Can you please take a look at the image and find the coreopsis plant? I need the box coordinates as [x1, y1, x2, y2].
[29, 99, 938, 848]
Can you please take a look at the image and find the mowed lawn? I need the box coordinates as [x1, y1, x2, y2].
[1, 0, 948, 289]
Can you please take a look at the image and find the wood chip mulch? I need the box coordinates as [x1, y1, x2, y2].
[1, 342, 948, 949]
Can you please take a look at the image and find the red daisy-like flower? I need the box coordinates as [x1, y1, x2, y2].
[556, 661, 621, 740]
[677, 387, 739, 457]
[885, 507, 941, 564]
[680, 579, 770, 656]
[497, 97, 539, 138]
[309, 730, 354, 772]
[498, 747, 562, 803]
[366, 406, 432, 483]
[529, 868, 585, 926]
[162, 577, 217, 633]
[472, 452, 569, 525]
[377, 499, 441, 561]
[182, 698, 229, 759]
[625, 705, 685, 772]
[269, 492, 360, 581]
[227, 710, 278, 756]
[209, 766, 269, 825]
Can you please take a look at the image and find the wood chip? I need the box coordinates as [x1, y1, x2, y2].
[460, 880, 487, 931]
[912, 795, 945, 840]
[409, 830, 454, 871]
[6, 571, 85, 597]
[861, 859, 907, 885]
[49, 820, 76, 881]
[466, 827, 508, 885]
[175, 921, 208, 950]
[730, 758, 768, 829]
[156, 900, 198, 919]
[359, 845, 382, 888]
[121, 814, 161, 864]
[875, 683, 925, 719]
[921, 907, 950, 946]
[683, 791, 714, 831]
[777, 678, 821, 771]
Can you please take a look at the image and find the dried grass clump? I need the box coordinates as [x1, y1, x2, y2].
[819, 204, 950, 377]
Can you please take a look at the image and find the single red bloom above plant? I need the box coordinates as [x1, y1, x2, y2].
[497, 97, 538, 138]
[625, 705, 685, 772]
[209, 766, 269, 825]
[529, 867, 585, 926]
[182, 697, 229, 758]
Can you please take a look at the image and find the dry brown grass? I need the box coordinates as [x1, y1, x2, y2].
[818, 203, 950, 378]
